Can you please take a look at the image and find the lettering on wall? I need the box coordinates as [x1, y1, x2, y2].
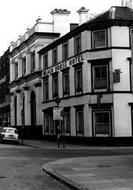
[43, 55, 84, 76]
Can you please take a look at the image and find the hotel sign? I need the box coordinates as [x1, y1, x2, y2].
[43, 55, 84, 76]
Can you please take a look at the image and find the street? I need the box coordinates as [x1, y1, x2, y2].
[0, 141, 133, 190]
[0, 143, 72, 190]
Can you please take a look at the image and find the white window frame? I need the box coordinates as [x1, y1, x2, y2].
[92, 29, 107, 49]
[93, 110, 111, 137]
[76, 109, 84, 135]
[92, 64, 109, 92]
[44, 114, 50, 134]
[64, 111, 70, 135]
[43, 53, 48, 69]
[14, 62, 18, 79]
[62, 41, 68, 60]
[63, 71, 69, 96]
[74, 35, 81, 55]
[30, 51, 35, 73]
[43, 78, 49, 101]
[75, 66, 83, 94]
[22, 56, 26, 76]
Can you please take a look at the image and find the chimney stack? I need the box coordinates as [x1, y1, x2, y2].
[51, 9, 71, 36]
[121, 0, 132, 8]
[77, 7, 89, 25]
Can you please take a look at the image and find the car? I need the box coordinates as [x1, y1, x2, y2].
[0, 127, 19, 144]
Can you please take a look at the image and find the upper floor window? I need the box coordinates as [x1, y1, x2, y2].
[52, 48, 57, 65]
[92, 30, 107, 49]
[75, 66, 83, 94]
[92, 64, 109, 91]
[14, 62, 18, 79]
[30, 51, 35, 72]
[74, 35, 81, 55]
[22, 56, 26, 76]
[43, 53, 48, 69]
[52, 74, 58, 98]
[62, 42, 68, 60]
[63, 70, 69, 96]
[43, 78, 49, 101]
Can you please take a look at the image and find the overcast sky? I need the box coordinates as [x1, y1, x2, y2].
[0, 0, 121, 56]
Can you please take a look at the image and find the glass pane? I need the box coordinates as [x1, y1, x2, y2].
[94, 111, 110, 135]
[76, 111, 83, 133]
[93, 30, 106, 48]
[94, 66, 108, 89]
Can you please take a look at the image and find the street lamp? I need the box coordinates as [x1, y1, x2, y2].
[55, 97, 61, 107]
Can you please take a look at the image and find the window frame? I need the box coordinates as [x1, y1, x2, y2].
[30, 51, 35, 73]
[75, 66, 83, 94]
[44, 114, 50, 134]
[52, 74, 58, 98]
[92, 109, 112, 137]
[62, 70, 70, 96]
[62, 41, 68, 60]
[75, 107, 84, 136]
[52, 48, 58, 65]
[22, 56, 26, 76]
[43, 77, 49, 101]
[92, 63, 109, 92]
[63, 109, 71, 135]
[14, 62, 18, 80]
[74, 34, 81, 55]
[92, 29, 107, 49]
[43, 52, 48, 69]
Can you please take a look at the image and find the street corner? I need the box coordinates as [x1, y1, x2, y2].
[41, 161, 87, 190]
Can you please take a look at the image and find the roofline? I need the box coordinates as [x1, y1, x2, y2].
[38, 19, 133, 55]
[10, 32, 60, 54]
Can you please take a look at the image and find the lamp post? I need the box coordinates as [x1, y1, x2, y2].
[55, 97, 61, 147]
[21, 109, 24, 144]
[55, 97, 61, 107]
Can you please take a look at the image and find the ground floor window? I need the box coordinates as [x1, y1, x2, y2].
[93, 109, 111, 137]
[64, 109, 70, 134]
[44, 111, 54, 135]
[44, 114, 50, 133]
[75, 107, 84, 135]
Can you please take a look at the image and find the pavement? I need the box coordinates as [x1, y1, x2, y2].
[22, 139, 133, 190]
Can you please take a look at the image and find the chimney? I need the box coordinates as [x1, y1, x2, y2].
[51, 9, 71, 36]
[121, 0, 132, 8]
[77, 7, 89, 25]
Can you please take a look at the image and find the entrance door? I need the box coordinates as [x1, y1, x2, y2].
[93, 110, 111, 137]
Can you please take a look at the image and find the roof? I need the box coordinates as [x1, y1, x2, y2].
[88, 6, 133, 23]
[38, 6, 133, 54]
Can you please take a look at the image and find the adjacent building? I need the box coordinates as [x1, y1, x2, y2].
[9, 9, 71, 138]
[38, 6, 133, 142]
[0, 49, 10, 127]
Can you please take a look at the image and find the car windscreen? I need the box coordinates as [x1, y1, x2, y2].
[2, 129, 15, 133]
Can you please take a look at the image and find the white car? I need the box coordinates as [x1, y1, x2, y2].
[0, 127, 19, 144]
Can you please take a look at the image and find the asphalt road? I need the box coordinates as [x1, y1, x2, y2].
[1, 142, 133, 190]
[0, 143, 72, 190]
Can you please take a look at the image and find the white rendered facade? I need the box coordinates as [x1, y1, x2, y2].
[9, 9, 71, 138]
[38, 6, 133, 142]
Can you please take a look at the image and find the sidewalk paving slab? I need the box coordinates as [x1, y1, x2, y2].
[42, 155, 133, 190]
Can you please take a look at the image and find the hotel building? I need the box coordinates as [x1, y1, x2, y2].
[38, 6, 133, 143]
